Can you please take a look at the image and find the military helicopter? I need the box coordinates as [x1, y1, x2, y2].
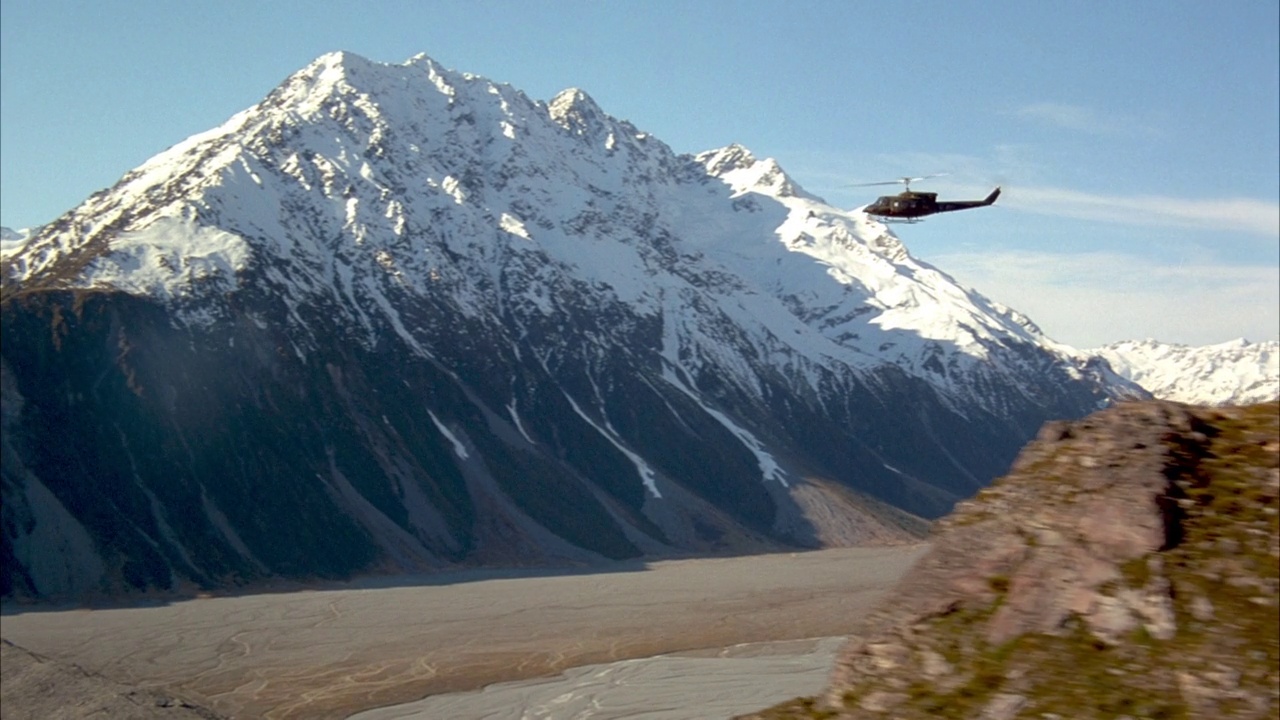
[858, 175, 1001, 222]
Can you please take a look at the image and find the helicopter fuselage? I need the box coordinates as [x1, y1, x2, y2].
[864, 187, 1001, 220]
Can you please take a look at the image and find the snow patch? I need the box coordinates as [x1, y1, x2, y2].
[428, 411, 470, 459]
[82, 215, 250, 301]
[661, 367, 789, 486]
[499, 212, 531, 240]
[506, 401, 537, 445]
[562, 391, 662, 498]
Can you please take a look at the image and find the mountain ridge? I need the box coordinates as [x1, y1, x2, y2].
[2, 51, 1120, 408]
[1091, 338, 1279, 407]
[2, 51, 1139, 600]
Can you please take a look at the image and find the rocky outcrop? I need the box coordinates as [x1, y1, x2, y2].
[750, 400, 1280, 719]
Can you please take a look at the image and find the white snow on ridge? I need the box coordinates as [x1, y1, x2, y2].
[561, 391, 662, 499]
[662, 367, 790, 487]
[428, 410, 470, 460]
[691, 146, 1073, 359]
[505, 401, 537, 445]
[1090, 338, 1279, 406]
[81, 216, 250, 300]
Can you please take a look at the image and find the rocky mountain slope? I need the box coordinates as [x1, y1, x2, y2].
[1092, 338, 1279, 407]
[751, 400, 1280, 719]
[1, 51, 1138, 601]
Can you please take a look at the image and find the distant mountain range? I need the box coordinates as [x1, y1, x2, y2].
[0, 225, 34, 249]
[0, 51, 1144, 599]
[1090, 338, 1279, 407]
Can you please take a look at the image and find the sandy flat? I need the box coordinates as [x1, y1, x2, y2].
[0, 545, 928, 719]
[348, 636, 849, 720]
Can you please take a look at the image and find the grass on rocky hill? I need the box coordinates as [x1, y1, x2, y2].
[752, 402, 1278, 720]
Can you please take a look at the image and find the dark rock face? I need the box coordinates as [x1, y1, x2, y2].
[751, 401, 1280, 719]
[0, 289, 663, 598]
[0, 286, 948, 599]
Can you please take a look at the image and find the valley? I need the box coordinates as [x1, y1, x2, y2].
[1, 544, 928, 719]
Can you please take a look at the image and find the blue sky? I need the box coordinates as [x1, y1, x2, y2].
[2, 0, 1277, 347]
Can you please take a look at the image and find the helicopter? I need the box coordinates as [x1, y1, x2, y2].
[858, 175, 1001, 222]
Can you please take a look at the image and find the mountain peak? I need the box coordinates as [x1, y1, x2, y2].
[264, 50, 376, 113]
[310, 49, 366, 68]
[299, 49, 380, 85]
[405, 51, 442, 67]
[268, 51, 471, 117]
[697, 144, 803, 199]
[699, 143, 757, 175]
[549, 87, 601, 114]
[547, 87, 613, 139]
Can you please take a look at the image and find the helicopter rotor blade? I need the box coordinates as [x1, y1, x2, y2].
[898, 173, 949, 188]
[848, 173, 950, 188]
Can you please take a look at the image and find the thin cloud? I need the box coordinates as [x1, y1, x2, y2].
[1013, 102, 1165, 139]
[865, 146, 1045, 185]
[1003, 185, 1280, 237]
[931, 249, 1280, 348]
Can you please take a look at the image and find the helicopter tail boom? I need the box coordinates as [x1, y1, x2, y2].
[933, 187, 1001, 214]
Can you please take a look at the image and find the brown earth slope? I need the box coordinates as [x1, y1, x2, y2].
[749, 400, 1280, 719]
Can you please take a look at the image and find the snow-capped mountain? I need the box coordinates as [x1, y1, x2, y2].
[1, 51, 1141, 599]
[1090, 338, 1279, 406]
[0, 226, 35, 257]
